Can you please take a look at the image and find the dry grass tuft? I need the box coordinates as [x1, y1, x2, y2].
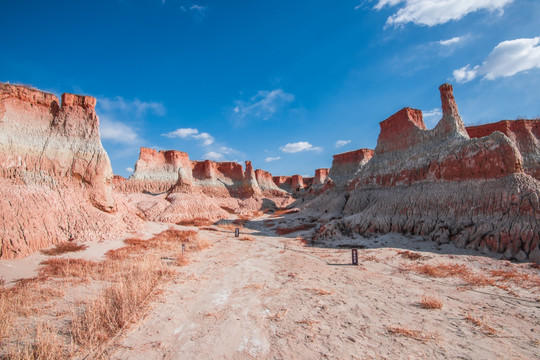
[217, 223, 243, 231]
[70, 257, 173, 347]
[489, 268, 540, 289]
[0, 293, 14, 342]
[243, 283, 265, 290]
[398, 250, 422, 260]
[41, 242, 88, 256]
[239, 235, 254, 241]
[0, 276, 5, 287]
[308, 288, 333, 295]
[296, 236, 308, 246]
[407, 262, 495, 287]
[270, 208, 299, 218]
[464, 311, 498, 336]
[269, 309, 289, 321]
[176, 218, 214, 227]
[386, 326, 438, 343]
[6, 323, 69, 360]
[175, 254, 191, 266]
[419, 293, 442, 309]
[275, 223, 316, 235]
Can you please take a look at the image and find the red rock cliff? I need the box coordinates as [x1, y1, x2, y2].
[0, 83, 141, 258]
[328, 149, 373, 188]
[467, 120, 540, 180]
[304, 83, 540, 263]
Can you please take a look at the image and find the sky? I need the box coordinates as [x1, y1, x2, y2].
[1, 0, 539, 177]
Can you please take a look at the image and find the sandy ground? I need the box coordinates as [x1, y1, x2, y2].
[1, 215, 539, 359]
[92, 217, 539, 360]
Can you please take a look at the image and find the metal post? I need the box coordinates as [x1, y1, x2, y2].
[352, 249, 358, 265]
[235, 228, 240, 237]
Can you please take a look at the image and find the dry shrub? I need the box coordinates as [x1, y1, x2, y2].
[175, 253, 191, 266]
[0, 293, 13, 342]
[39, 258, 105, 279]
[420, 293, 442, 309]
[0, 276, 5, 287]
[2, 278, 64, 317]
[398, 250, 422, 260]
[217, 223, 242, 231]
[6, 323, 68, 360]
[407, 263, 495, 287]
[243, 283, 264, 290]
[269, 309, 289, 321]
[386, 326, 437, 343]
[464, 311, 498, 336]
[40, 242, 88, 256]
[275, 223, 316, 235]
[270, 208, 299, 218]
[176, 218, 214, 227]
[296, 236, 308, 246]
[309, 288, 332, 295]
[200, 226, 219, 232]
[489, 268, 540, 289]
[71, 258, 173, 347]
[239, 235, 254, 241]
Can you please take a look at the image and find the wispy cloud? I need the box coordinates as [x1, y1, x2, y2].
[233, 89, 295, 123]
[438, 36, 463, 46]
[280, 141, 322, 153]
[203, 151, 224, 161]
[335, 140, 351, 148]
[453, 37, 540, 82]
[126, 167, 134, 173]
[265, 156, 281, 162]
[375, 0, 514, 27]
[422, 108, 442, 127]
[162, 127, 215, 146]
[97, 97, 165, 145]
[100, 117, 140, 144]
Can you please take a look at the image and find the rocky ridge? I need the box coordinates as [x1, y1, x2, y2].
[300, 84, 540, 263]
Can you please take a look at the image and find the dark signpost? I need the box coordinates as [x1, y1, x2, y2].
[352, 249, 358, 265]
[182, 243, 186, 255]
[235, 228, 240, 237]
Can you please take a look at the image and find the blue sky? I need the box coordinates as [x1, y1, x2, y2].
[2, 0, 539, 177]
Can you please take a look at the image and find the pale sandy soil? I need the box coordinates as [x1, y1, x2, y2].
[1, 215, 539, 359]
[107, 217, 539, 360]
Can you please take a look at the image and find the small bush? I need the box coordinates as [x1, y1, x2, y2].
[420, 293, 442, 309]
[275, 223, 316, 235]
[386, 326, 437, 343]
[41, 242, 88, 256]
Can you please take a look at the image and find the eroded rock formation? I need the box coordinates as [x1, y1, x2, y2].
[0, 83, 142, 259]
[301, 84, 540, 263]
[467, 120, 540, 180]
[328, 149, 373, 188]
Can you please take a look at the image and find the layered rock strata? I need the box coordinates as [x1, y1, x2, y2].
[467, 120, 540, 180]
[0, 83, 142, 259]
[303, 84, 540, 262]
[328, 149, 373, 188]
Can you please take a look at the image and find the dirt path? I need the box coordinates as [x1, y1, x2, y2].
[109, 219, 540, 359]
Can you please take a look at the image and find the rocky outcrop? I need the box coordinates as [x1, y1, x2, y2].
[302, 84, 540, 262]
[467, 120, 540, 180]
[313, 169, 329, 186]
[273, 175, 310, 193]
[119, 148, 191, 194]
[0, 83, 142, 259]
[255, 169, 286, 196]
[328, 149, 373, 188]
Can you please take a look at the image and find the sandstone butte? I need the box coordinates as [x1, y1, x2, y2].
[1, 81, 539, 263]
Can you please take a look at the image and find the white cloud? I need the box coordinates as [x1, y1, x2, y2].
[126, 167, 134, 173]
[375, 0, 514, 27]
[438, 36, 463, 46]
[335, 140, 351, 148]
[280, 141, 322, 153]
[100, 116, 140, 144]
[204, 151, 224, 161]
[98, 97, 165, 117]
[97, 96, 165, 145]
[233, 89, 295, 121]
[190, 4, 207, 18]
[265, 156, 281, 162]
[162, 127, 215, 146]
[422, 108, 442, 127]
[453, 37, 540, 83]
